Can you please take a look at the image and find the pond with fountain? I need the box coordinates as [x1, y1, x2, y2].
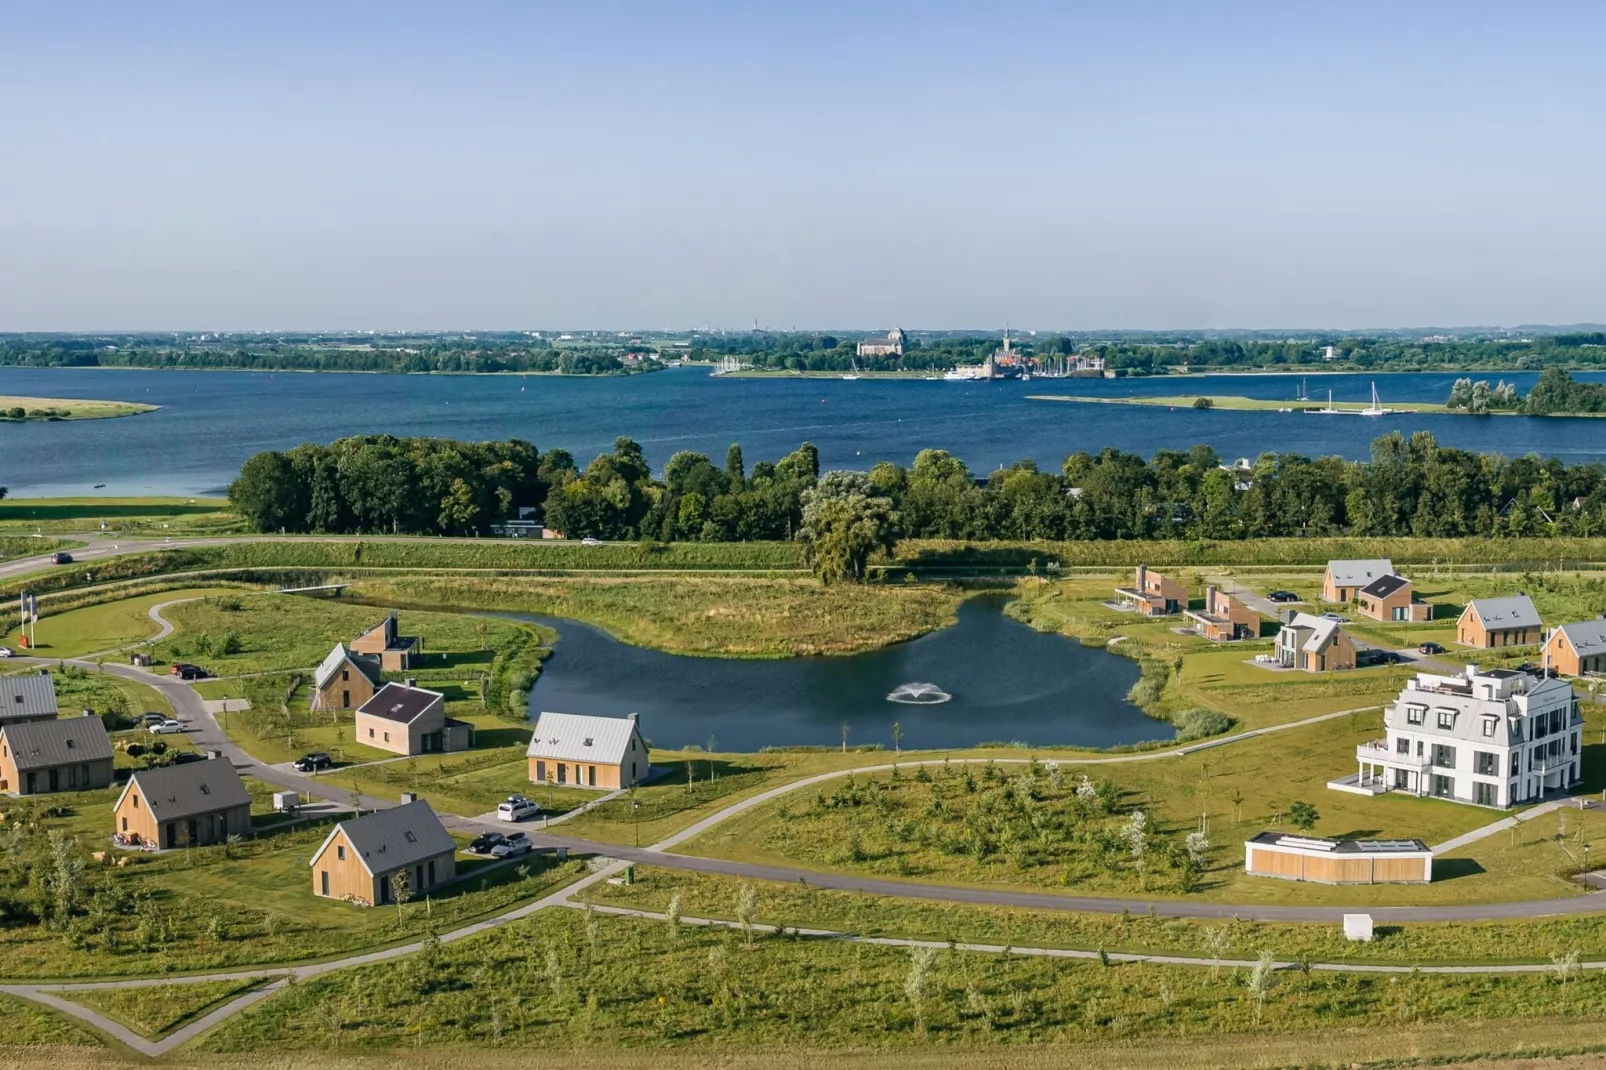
[521, 596, 1174, 753]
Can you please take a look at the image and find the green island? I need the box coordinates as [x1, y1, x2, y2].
[1032, 392, 1457, 414]
[6, 438, 1606, 1069]
[0, 395, 157, 422]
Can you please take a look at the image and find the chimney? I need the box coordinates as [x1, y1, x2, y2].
[1465, 665, 1479, 680]
[207, 749, 223, 760]
[400, 791, 418, 804]
[1136, 565, 1148, 591]
[405, 678, 417, 689]
[628, 712, 639, 722]
[1206, 584, 1218, 609]
[38, 667, 49, 676]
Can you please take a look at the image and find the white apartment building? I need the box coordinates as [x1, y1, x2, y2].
[1334, 665, 1582, 808]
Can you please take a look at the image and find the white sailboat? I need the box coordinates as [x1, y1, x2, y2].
[1359, 381, 1389, 416]
[841, 358, 862, 381]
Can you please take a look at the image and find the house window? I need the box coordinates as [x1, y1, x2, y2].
[1482, 718, 1498, 738]
[341, 669, 349, 682]
[1394, 768, 1411, 790]
[384, 732, 390, 743]
[1406, 705, 1425, 725]
[1395, 736, 1410, 754]
[1510, 752, 1521, 775]
[1550, 710, 1563, 735]
[1436, 709, 1457, 730]
[337, 844, 346, 861]
[1433, 774, 1454, 797]
[321, 871, 330, 895]
[588, 765, 596, 786]
[1433, 744, 1456, 769]
[368, 728, 375, 738]
[404, 831, 417, 843]
[1532, 717, 1547, 740]
[121, 816, 127, 832]
[200, 784, 210, 796]
[133, 794, 140, 808]
[1474, 782, 1497, 807]
[1475, 751, 1498, 776]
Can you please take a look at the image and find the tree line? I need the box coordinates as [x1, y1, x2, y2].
[230, 431, 1606, 581]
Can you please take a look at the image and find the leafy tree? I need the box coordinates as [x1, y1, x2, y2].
[1287, 800, 1319, 833]
[798, 472, 898, 584]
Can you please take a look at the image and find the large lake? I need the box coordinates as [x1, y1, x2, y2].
[520, 597, 1168, 752]
[4, 366, 1606, 497]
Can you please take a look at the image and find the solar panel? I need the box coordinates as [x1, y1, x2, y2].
[1356, 839, 1423, 852]
[1275, 836, 1336, 851]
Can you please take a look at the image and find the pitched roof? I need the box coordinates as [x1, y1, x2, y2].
[314, 644, 382, 690]
[1360, 573, 1411, 599]
[1553, 619, 1606, 655]
[527, 711, 642, 765]
[1465, 594, 1542, 631]
[312, 799, 455, 876]
[1, 715, 113, 771]
[0, 674, 58, 723]
[357, 682, 443, 723]
[117, 759, 250, 821]
[1326, 559, 1394, 587]
[1282, 612, 1342, 652]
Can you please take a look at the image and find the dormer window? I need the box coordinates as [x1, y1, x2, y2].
[1482, 717, 1498, 738]
[1436, 709, 1457, 730]
[1405, 705, 1425, 725]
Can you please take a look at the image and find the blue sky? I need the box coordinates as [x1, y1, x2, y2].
[1, 2, 1602, 331]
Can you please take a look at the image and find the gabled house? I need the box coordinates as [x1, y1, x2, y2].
[1543, 619, 1606, 676]
[354, 682, 474, 756]
[0, 715, 114, 796]
[1323, 559, 1394, 603]
[1356, 574, 1431, 623]
[0, 671, 59, 729]
[350, 611, 420, 672]
[309, 799, 457, 906]
[113, 757, 252, 849]
[1276, 612, 1356, 672]
[311, 643, 383, 711]
[1457, 595, 1542, 648]
[1113, 565, 1186, 617]
[527, 711, 649, 789]
[1185, 585, 1260, 641]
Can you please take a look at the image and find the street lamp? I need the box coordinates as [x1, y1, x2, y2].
[632, 796, 642, 848]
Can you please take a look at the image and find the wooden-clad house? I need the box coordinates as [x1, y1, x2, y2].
[311, 643, 384, 711]
[1457, 595, 1543, 648]
[527, 711, 648, 790]
[0, 715, 114, 796]
[1546, 618, 1606, 676]
[309, 799, 457, 906]
[113, 758, 252, 850]
[0, 671, 59, 730]
[350, 611, 420, 672]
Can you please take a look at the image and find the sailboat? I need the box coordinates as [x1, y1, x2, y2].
[1296, 377, 1308, 402]
[841, 359, 862, 381]
[1359, 381, 1390, 417]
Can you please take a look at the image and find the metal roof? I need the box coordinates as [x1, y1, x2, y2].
[1326, 559, 1394, 587]
[116, 758, 251, 821]
[357, 682, 443, 724]
[1464, 594, 1542, 631]
[1281, 611, 1342, 653]
[1554, 619, 1606, 655]
[0, 673, 59, 723]
[314, 644, 382, 690]
[527, 711, 643, 765]
[1360, 573, 1411, 599]
[312, 799, 455, 876]
[1, 715, 113, 771]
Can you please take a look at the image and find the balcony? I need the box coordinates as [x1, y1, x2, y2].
[1356, 740, 1426, 766]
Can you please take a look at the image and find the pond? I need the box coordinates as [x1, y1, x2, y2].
[520, 596, 1175, 753]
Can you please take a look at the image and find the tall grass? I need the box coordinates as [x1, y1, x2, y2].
[899, 536, 1606, 569]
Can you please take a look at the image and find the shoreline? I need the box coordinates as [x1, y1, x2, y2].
[0, 395, 159, 422]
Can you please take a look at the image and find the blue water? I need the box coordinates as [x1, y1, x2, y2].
[1, 366, 1603, 497]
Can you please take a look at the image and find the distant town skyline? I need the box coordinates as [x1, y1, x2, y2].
[2, 3, 1603, 331]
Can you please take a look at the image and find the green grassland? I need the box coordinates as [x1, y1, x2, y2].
[198, 907, 1606, 1052]
[0, 396, 158, 421]
[65, 978, 265, 1039]
[1030, 393, 1456, 414]
[9, 586, 241, 657]
[0, 993, 103, 1047]
[0, 496, 238, 536]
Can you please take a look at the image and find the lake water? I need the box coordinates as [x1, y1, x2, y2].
[519, 597, 1168, 752]
[4, 366, 1606, 497]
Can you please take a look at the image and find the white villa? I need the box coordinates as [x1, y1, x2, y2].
[1333, 664, 1582, 808]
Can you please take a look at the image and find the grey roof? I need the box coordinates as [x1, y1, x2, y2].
[0, 674, 58, 723]
[1554, 619, 1606, 655]
[1281, 611, 1343, 653]
[357, 682, 443, 723]
[527, 711, 643, 765]
[1360, 573, 1411, 599]
[1326, 558, 1394, 587]
[118, 759, 250, 821]
[1, 715, 113, 771]
[1465, 594, 1542, 631]
[1248, 831, 1429, 854]
[314, 800, 455, 876]
[314, 644, 382, 690]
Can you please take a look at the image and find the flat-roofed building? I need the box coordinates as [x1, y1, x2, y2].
[1244, 832, 1432, 884]
[1113, 565, 1186, 617]
[1185, 585, 1260, 641]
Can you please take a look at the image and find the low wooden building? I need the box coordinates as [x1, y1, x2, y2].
[1545, 618, 1606, 676]
[1244, 832, 1432, 884]
[113, 758, 252, 850]
[309, 799, 457, 906]
[1457, 595, 1543, 648]
[311, 643, 383, 711]
[527, 711, 648, 789]
[1357, 574, 1432, 623]
[1113, 565, 1186, 617]
[354, 682, 474, 756]
[350, 611, 420, 672]
[0, 671, 59, 730]
[1323, 558, 1394, 603]
[1184, 585, 1260, 641]
[0, 715, 114, 796]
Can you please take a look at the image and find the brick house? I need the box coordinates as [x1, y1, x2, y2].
[1323, 559, 1394, 603]
[1185, 585, 1260, 641]
[1356, 574, 1432, 623]
[354, 682, 474, 757]
[350, 611, 420, 672]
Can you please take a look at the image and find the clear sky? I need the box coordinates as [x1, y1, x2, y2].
[1, 2, 1602, 331]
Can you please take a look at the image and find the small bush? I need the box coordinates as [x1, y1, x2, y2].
[1174, 708, 1233, 741]
[1192, 396, 1213, 409]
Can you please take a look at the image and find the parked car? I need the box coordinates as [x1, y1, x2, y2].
[170, 663, 207, 680]
[490, 832, 532, 859]
[169, 751, 205, 765]
[147, 719, 185, 735]
[580, 537, 604, 547]
[1321, 612, 1350, 623]
[0, 647, 12, 658]
[139, 712, 169, 726]
[1266, 591, 1299, 603]
[497, 794, 540, 822]
[1418, 641, 1446, 655]
[51, 552, 73, 565]
[467, 831, 507, 855]
[293, 752, 333, 772]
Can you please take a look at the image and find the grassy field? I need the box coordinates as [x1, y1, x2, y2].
[0, 496, 238, 536]
[65, 979, 265, 1039]
[198, 907, 1606, 1052]
[346, 574, 971, 657]
[9, 586, 240, 657]
[1030, 393, 1456, 414]
[593, 865, 1606, 966]
[0, 993, 102, 1047]
[0, 396, 158, 421]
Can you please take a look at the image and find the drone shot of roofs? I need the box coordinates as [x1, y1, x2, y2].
[9, 6, 1606, 1070]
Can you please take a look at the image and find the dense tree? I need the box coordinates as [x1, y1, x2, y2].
[798, 472, 899, 584]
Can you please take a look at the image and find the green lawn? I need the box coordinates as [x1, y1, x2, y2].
[0, 496, 240, 536]
[16, 586, 240, 657]
[65, 979, 265, 1039]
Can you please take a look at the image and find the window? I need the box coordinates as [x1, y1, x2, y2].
[65, 738, 74, 750]
[341, 669, 349, 682]
[1394, 768, 1411, 790]
[1395, 736, 1410, 754]
[1532, 716, 1547, 740]
[368, 728, 375, 738]
[1475, 751, 1498, 776]
[1436, 708, 1457, 730]
[321, 871, 330, 895]
[404, 831, 417, 843]
[1433, 744, 1456, 769]
[1482, 718, 1498, 738]
[337, 844, 346, 861]
[121, 816, 127, 832]
[1551, 710, 1563, 735]
[427, 860, 435, 885]
[1433, 774, 1454, 797]
[1510, 752, 1521, 775]
[1474, 782, 1497, 806]
[583, 737, 593, 747]
[132, 794, 140, 809]
[1406, 705, 1425, 725]
[1573, 732, 1581, 755]
[199, 784, 210, 796]
[384, 732, 390, 742]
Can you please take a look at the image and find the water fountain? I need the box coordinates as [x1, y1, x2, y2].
[886, 682, 952, 705]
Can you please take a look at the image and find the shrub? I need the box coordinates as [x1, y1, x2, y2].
[1192, 396, 1213, 409]
[1174, 708, 1233, 741]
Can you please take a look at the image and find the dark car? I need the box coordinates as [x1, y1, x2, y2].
[52, 552, 74, 565]
[467, 831, 507, 856]
[170, 663, 207, 680]
[293, 752, 333, 773]
[1266, 591, 1299, 603]
[169, 751, 205, 765]
[1418, 641, 1446, 655]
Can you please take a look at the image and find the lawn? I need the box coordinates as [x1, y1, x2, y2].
[0, 496, 239, 535]
[199, 907, 1606, 1052]
[0, 993, 102, 1047]
[65, 978, 265, 1039]
[15, 586, 240, 657]
[0, 396, 157, 421]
